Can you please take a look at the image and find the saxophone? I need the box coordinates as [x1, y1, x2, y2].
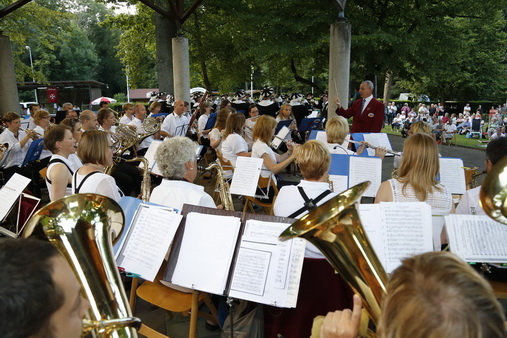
[206, 159, 234, 211]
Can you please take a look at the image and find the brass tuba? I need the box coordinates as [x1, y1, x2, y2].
[279, 181, 388, 329]
[206, 159, 234, 211]
[480, 155, 507, 224]
[22, 193, 141, 337]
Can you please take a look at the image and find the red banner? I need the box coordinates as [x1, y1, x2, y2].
[47, 87, 58, 103]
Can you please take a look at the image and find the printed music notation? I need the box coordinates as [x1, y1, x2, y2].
[438, 158, 466, 195]
[359, 202, 433, 274]
[0, 173, 31, 221]
[446, 214, 507, 263]
[230, 157, 263, 197]
[349, 156, 382, 197]
[166, 209, 306, 308]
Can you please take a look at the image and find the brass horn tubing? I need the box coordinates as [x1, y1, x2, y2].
[83, 317, 142, 334]
[300, 204, 387, 324]
[480, 155, 507, 224]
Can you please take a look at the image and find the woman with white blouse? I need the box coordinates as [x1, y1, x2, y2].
[209, 108, 231, 153]
[72, 130, 122, 202]
[221, 113, 250, 166]
[45, 125, 79, 201]
[251, 115, 297, 184]
[32, 110, 52, 161]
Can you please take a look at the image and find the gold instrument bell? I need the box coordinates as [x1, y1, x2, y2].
[279, 181, 388, 327]
[480, 155, 507, 224]
[22, 193, 141, 337]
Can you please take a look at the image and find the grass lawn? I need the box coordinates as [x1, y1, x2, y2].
[381, 126, 488, 149]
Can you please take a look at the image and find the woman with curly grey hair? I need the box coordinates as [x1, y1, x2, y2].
[150, 136, 215, 211]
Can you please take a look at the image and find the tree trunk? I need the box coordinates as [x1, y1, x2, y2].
[290, 59, 324, 95]
[156, 14, 177, 94]
[383, 70, 393, 105]
[193, 13, 212, 91]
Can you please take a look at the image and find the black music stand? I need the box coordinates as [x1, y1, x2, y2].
[298, 118, 323, 140]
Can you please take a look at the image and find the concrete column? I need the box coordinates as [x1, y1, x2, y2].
[328, 21, 351, 119]
[0, 33, 20, 117]
[172, 36, 190, 103]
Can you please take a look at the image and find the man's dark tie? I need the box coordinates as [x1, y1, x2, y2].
[361, 99, 366, 114]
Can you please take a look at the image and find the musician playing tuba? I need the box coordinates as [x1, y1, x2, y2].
[0, 238, 90, 338]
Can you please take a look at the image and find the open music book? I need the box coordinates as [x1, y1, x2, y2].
[164, 205, 306, 308]
[438, 158, 466, 195]
[351, 133, 394, 157]
[359, 202, 433, 273]
[271, 126, 290, 149]
[115, 196, 180, 282]
[328, 154, 382, 197]
[445, 214, 507, 263]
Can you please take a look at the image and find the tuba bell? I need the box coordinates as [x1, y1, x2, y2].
[279, 181, 388, 329]
[480, 155, 507, 224]
[22, 193, 141, 337]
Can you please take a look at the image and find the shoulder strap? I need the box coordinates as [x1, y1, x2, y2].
[288, 186, 332, 219]
[46, 158, 74, 186]
[73, 171, 100, 194]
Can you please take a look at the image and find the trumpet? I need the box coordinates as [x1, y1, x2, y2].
[346, 139, 402, 156]
[23, 128, 43, 140]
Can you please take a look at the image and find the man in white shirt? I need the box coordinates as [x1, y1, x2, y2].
[160, 100, 190, 138]
[119, 103, 134, 125]
[79, 110, 98, 132]
[128, 103, 158, 156]
[457, 137, 507, 215]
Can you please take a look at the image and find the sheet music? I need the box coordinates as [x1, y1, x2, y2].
[315, 131, 327, 144]
[439, 158, 466, 194]
[228, 219, 306, 308]
[230, 157, 263, 197]
[329, 175, 348, 194]
[117, 205, 182, 281]
[170, 212, 242, 294]
[349, 157, 381, 197]
[363, 133, 393, 157]
[0, 173, 31, 221]
[380, 202, 433, 273]
[139, 140, 163, 175]
[446, 214, 507, 263]
[272, 126, 290, 149]
[358, 204, 385, 268]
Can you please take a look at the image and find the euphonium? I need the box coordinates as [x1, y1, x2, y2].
[206, 159, 234, 211]
[279, 181, 388, 329]
[138, 116, 161, 144]
[0, 142, 9, 166]
[480, 155, 507, 224]
[22, 193, 141, 337]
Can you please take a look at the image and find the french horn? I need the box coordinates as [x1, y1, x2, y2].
[480, 155, 507, 224]
[279, 181, 388, 330]
[22, 193, 141, 337]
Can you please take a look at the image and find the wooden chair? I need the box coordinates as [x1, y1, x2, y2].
[243, 176, 279, 215]
[131, 263, 218, 338]
[213, 152, 234, 205]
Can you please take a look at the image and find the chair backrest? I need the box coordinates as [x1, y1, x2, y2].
[216, 151, 234, 172]
[22, 139, 45, 167]
[471, 118, 481, 132]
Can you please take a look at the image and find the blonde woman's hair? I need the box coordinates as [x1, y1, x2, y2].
[223, 113, 245, 139]
[252, 115, 277, 143]
[149, 101, 161, 112]
[398, 133, 440, 201]
[77, 130, 110, 165]
[326, 116, 349, 144]
[33, 110, 49, 124]
[277, 104, 294, 120]
[294, 140, 330, 180]
[410, 121, 432, 136]
[378, 252, 505, 338]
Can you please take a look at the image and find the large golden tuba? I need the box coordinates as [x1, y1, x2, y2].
[279, 181, 388, 329]
[480, 155, 507, 224]
[22, 193, 141, 337]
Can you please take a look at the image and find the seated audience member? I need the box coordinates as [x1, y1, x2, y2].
[457, 137, 507, 215]
[442, 120, 457, 143]
[150, 136, 215, 211]
[266, 140, 354, 337]
[490, 127, 506, 140]
[119, 103, 134, 124]
[251, 115, 298, 185]
[97, 108, 117, 133]
[391, 113, 402, 131]
[45, 125, 80, 201]
[209, 108, 231, 153]
[72, 130, 123, 202]
[376, 133, 454, 213]
[432, 119, 444, 142]
[221, 113, 251, 166]
[0, 238, 90, 338]
[0, 112, 36, 182]
[319, 252, 505, 338]
[79, 110, 98, 132]
[400, 119, 412, 138]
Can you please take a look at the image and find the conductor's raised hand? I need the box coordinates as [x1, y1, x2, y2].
[334, 98, 342, 108]
[320, 294, 362, 338]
